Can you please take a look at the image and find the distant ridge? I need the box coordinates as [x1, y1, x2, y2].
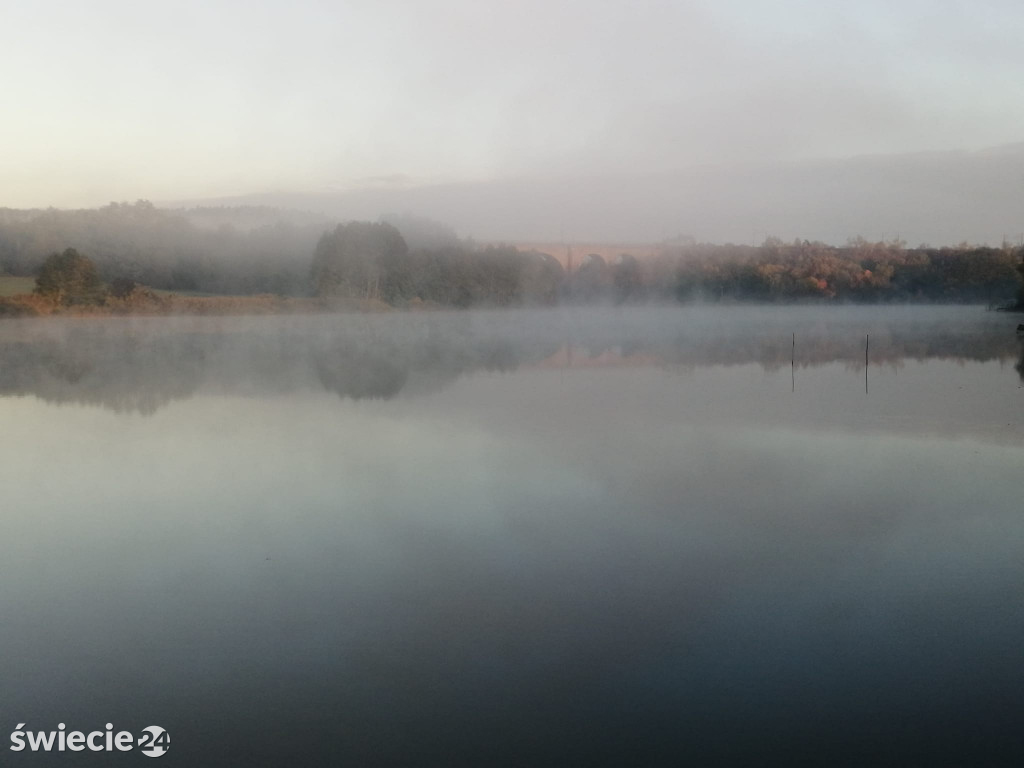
[161, 144, 1024, 247]
[974, 141, 1024, 156]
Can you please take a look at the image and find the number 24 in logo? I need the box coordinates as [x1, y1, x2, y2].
[138, 726, 170, 758]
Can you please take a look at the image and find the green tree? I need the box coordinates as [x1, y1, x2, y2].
[611, 254, 643, 303]
[310, 222, 409, 300]
[34, 248, 105, 305]
[1016, 253, 1024, 308]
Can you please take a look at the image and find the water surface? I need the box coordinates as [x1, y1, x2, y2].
[1, 306, 1022, 765]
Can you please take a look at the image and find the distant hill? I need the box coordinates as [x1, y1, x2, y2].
[175, 205, 331, 232]
[164, 145, 1024, 247]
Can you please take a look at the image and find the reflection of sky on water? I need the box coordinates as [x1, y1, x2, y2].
[0, 307, 1022, 765]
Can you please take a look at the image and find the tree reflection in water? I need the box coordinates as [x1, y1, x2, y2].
[0, 308, 1018, 414]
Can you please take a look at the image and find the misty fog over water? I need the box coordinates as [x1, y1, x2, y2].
[1, 306, 1022, 765]
[0, 306, 1021, 414]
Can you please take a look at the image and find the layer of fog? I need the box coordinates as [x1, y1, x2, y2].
[0, 306, 1019, 418]
[170, 145, 1024, 246]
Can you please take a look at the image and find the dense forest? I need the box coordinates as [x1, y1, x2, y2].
[0, 201, 324, 296]
[0, 201, 1022, 309]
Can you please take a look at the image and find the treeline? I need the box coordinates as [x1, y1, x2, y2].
[311, 226, 1024, 306]
[1, 202, 1023, 306]
[0, 201, 324, 295]
[661, 238, 1024, 305]
[311, 221, 564, 306]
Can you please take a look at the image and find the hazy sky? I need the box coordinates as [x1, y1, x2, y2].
[3, 0, 1023, 207]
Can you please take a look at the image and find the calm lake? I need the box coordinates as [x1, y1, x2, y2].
[1, 306, 1022, 766]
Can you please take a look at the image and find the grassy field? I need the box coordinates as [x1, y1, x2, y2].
[0, 277, 228, 300]
[0, 276, 34, 297]
[151, 287, 231, 298]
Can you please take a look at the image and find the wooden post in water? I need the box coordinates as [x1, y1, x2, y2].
[865, 334, 869, 394]
[791, 332, 795, 392]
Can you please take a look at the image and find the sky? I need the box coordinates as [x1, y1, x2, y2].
[2, 0, 1024, 209]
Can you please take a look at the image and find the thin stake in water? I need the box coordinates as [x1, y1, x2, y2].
[791, 332, 795, 392]
[865, 333, 869, 394]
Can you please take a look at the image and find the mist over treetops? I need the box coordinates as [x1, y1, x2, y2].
[0, 201, 1022, 312]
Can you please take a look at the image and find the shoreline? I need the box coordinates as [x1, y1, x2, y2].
[2, 295, 1022, 319]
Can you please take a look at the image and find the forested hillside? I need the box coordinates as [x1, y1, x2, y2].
[0, 201, 1021, 307]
